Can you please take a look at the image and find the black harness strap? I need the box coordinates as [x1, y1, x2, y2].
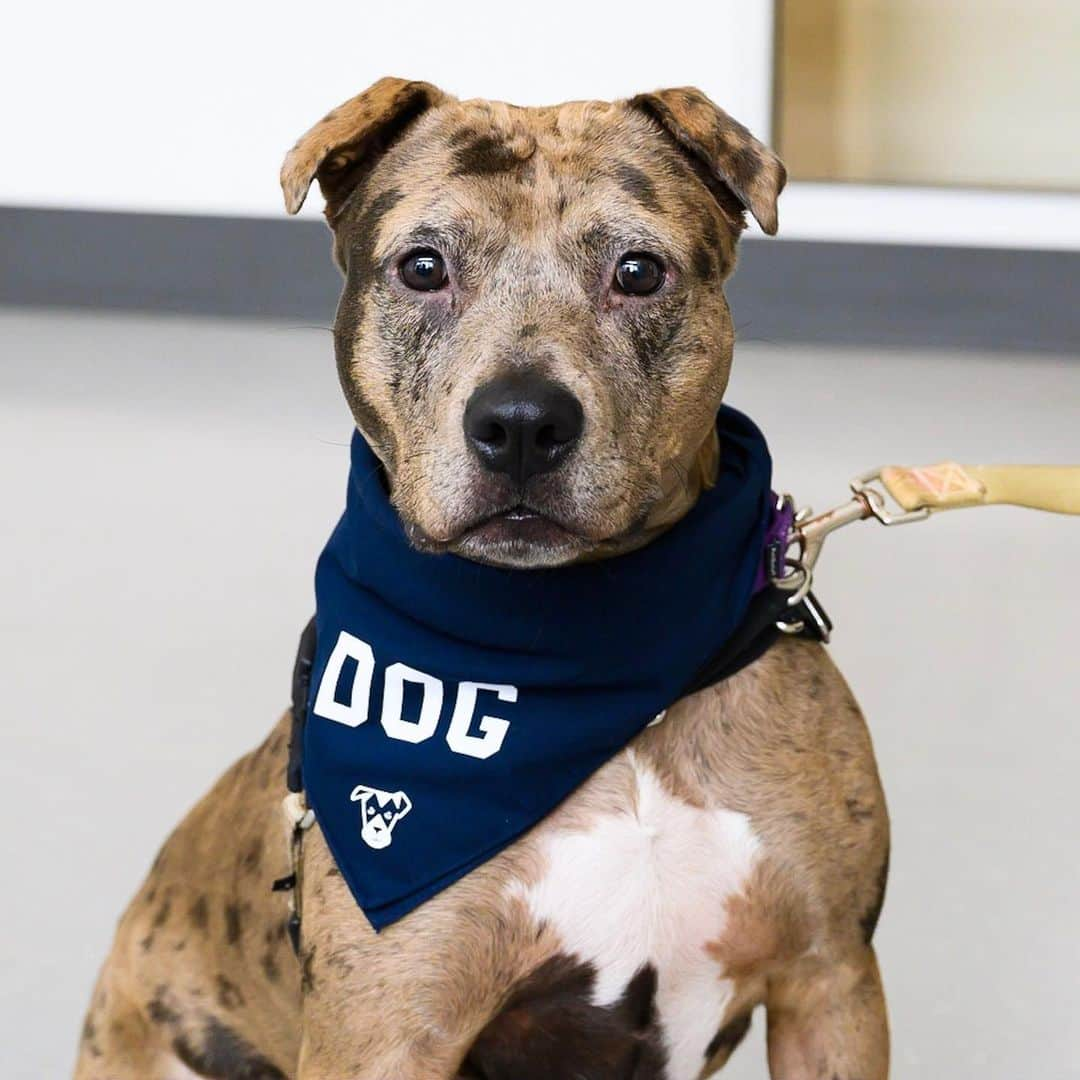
[684, 586, 831, 696]
[288, 616, 316, 796]
[282, 591, 827, 798]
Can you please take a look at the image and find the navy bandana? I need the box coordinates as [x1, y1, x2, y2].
[304, 405, 775, 929]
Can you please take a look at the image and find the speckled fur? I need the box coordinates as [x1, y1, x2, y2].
[76, 78, 888, 1080]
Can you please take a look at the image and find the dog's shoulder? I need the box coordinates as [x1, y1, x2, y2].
[639, 638, 890, 955]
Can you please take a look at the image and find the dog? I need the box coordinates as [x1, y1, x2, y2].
[76, 78, 889, 1080]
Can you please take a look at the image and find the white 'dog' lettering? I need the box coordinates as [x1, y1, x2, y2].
[312, 631, 375, 727]
[380, 663, 442, 743]
[447, 682, 516, 760]
[313, 631, 517, 759]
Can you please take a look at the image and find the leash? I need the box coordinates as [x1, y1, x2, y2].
[771, 463, 1080, 616]
[273, 461, 1080, 950]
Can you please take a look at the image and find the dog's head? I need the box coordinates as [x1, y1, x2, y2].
[283, 78, 784, 568]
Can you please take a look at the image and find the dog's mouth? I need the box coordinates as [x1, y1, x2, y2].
[407, 498, 658, 569]
[462, 504, 583, 550]
[402, 498, 595, 568]
[397, 467, 661, 568]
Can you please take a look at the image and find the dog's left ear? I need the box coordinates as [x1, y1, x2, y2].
[281, 76, 450, 218]
[629, 87, 786, 235]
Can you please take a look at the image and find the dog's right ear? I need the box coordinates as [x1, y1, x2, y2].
[629, 87, 786, 235]
[281, 77, 448, 219]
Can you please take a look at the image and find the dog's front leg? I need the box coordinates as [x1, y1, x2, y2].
[297, 1040, 458, 1080]
[292, 828, 520, 1080]
[293, 955, 476, 1080]
[765, 947, 889, 1080]
[296, 973, 466, 1080]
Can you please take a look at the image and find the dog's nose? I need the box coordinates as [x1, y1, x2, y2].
[463, 374, 584, 483]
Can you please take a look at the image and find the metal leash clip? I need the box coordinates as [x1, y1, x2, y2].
[771, 469, 933, 639]
[850, 468, 933, 528]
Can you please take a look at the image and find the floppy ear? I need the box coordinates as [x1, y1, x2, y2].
[629, 87, 786, 235]
[281, 76, 449, 218]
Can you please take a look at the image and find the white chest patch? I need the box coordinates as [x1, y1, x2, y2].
[511, 753, 760, 1080]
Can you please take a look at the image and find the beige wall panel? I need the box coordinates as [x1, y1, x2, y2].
[778, 0, 1079, 189]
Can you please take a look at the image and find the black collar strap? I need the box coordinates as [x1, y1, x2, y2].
[287, 585, 829, 799]
[287, 586, 828, 789]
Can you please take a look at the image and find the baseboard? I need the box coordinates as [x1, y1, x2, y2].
[2, 205, 1076, 352]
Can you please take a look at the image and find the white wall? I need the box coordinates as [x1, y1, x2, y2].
[6, 0, 1078, 249]
[2, 0, 775, 219]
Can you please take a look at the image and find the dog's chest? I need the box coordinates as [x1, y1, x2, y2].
[510, 752, 760, 1080]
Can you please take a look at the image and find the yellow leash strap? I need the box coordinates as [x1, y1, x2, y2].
[877, 463, 1080, 516]
[768, 463, 1080, 621]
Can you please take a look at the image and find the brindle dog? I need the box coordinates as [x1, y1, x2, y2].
[76, 78, 889, 1080]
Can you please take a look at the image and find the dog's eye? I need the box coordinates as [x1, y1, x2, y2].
[400, 249, 448, 291]
[614, 252, 665, 296]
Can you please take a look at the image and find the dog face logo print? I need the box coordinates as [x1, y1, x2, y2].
[350, 784, 413, 850]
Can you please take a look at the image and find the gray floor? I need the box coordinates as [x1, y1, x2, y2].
[2, 307, 1078, 1078]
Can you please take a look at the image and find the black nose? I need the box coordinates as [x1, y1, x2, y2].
[463, 374, 584, 484]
